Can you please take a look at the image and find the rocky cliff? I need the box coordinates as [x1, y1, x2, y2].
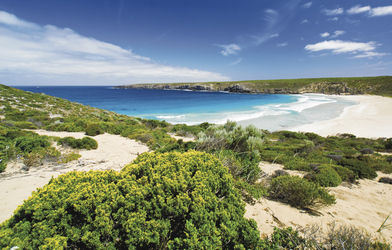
[115, 81, 373, 95]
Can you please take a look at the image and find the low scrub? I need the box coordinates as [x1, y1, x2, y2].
[268, 175, 336, 209]
[378, 177, 392, 185]
[57, 136, 98, 150]
[0, 151, 262, 249]
[339, 158, 377, 179]
[305, 165, 342, 187]
[331, 165, 356, 183]
[85, 123, 102, 136]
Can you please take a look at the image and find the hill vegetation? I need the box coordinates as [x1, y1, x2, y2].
[1, 84, 391, 249]
[116, 76, 392, 97]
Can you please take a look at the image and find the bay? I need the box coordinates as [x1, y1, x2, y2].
[14, 86, 355, 132]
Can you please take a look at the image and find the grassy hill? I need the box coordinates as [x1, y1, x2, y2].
[116, 76, 392, 97]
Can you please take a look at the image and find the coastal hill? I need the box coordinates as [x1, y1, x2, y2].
[115, 76, 392, 97]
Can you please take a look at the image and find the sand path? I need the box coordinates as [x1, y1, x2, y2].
[0, 131, 149, 223]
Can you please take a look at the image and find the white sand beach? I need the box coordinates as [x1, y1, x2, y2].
[289, 95, 392, 138]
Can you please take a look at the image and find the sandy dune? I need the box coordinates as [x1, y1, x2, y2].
[245, 162, 392, 243]
[0, 131, 149, 223]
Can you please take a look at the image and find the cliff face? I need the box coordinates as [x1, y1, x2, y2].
[115, 81, 370, 95]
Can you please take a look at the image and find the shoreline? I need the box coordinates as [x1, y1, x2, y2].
[288, 95, 392, 138]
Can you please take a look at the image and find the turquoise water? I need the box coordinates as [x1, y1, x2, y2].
[15, 86, 356, 131]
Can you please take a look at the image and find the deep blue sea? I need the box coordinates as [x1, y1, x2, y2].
[14, 86, 356, 132]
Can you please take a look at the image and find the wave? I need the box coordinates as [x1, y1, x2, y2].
[159, 94, 340, 125]
[276, 94, 336, 113]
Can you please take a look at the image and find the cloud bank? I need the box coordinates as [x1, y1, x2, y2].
[305, 40, 376, 54]
[0, 11, 230, 85]
[346, 5, 392, 17]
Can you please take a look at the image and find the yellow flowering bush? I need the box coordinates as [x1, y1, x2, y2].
[0, 151, 262, 249]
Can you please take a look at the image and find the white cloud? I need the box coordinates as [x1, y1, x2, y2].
[320, 32, 330, 38]
[270, 34, 279, 38]
[228, 58, 243, 66]
[0, 11, 37, 28]
[0, 11, 230, 85]
[328, 17, 339, 21]
[305, 40, 376, 53]
[347, 5, 371, 15]
[277, 42, 288, 47]
[301, 19, 309, 24]
[323, 8, 344, 16]
[369, 6, 392, 17]
[303, 2, 312, 8]
[346, 5, 392, 17]
[331, 30, 345, 38]
[218, 44, 241, 56]
[352, 51, 390, 58]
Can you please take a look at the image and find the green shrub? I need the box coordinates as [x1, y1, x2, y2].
[5, 109, 28, 121]
[14, 136, 51, 153]
[276, 131, 308, 140]
[284, 158, 312, 171]
[262, 227, 317, 249]
[378, 177, 392, 185]
[59, 152, 81, 163]
[0, 161, 6, 172]
[0, 151, 262, 249]
[268, 175, 336, 208]
[339, 158, 377, 179]
[13, 121, 38, 129]
[4, 130, 27, 139]
[80, 137, 98, 150]
[306, 165, 342, 187]
[85, 123, 101, 136]
[57, 136, 98, 150]
[331, 165, 356, 182]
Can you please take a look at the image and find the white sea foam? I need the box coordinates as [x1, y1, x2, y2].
[153, 94, 348, 128]
[277, 94, 336, 112]
[156, 115, 185, 119]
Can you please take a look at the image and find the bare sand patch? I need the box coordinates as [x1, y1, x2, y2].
[246, 162, 392, 244]
[0, 130, 149, 223]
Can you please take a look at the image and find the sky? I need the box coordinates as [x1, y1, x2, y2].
[0, 0, 391, 86]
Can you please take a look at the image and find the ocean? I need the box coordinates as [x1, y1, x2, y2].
[14, 86, 356, 132]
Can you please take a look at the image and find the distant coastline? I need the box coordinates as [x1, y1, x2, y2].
[115, 76, 392, 96]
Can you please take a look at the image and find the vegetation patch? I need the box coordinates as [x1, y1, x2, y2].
[268, 175, 336, 209]
[304, 165, 342, 187]
[57, 136, 98, 150]
[0, 151, 262, 249]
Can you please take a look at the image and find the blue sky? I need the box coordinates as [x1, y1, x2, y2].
[0, 0, 391, 85]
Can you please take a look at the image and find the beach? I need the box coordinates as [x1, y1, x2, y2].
[1, 94, 392, 244]
[288, 95, 392, 138]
